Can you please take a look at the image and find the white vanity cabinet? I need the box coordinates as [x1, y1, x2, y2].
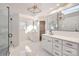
[53, 38, 63, 56]
[42, 34, 79, 56]
[63, 40, 79, 56]
[41, 35, 47, 49]
[42, 35, 53, 55]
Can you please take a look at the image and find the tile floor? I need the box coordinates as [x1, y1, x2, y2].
[10, 37, 52, 56]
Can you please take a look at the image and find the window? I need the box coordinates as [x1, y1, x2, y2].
[62, 5, 79, 15]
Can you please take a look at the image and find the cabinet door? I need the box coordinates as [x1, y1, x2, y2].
[41, 35, 47, 49]
[46, 37, 53, 54]
[42, 36, 49, 50]
[42, 35, 53, 54]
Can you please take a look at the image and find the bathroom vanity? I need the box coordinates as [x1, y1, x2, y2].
[41, 31, 79, 56]
[42, 5, 79, 56]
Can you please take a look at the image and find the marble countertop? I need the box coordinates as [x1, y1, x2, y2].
[42, 34, 79, 43]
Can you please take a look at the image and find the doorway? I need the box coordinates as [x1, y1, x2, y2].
[39, 21, 45, 41]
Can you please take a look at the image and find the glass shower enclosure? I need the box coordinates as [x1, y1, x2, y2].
[0, 7, 10, 56]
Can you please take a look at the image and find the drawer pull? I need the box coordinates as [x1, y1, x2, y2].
[55, 52, 59, 55]
[55, 45, 59, 48]
[66, 50, 72, 54]
[66, 43, 72, 46]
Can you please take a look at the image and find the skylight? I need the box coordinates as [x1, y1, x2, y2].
[62, 5, 79, 15]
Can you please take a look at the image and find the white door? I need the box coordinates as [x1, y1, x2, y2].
[47, 37, 53, 54]
[41, 35, 46, 48]
[45, 36, 53, 54]
[42, 36, 53, 54]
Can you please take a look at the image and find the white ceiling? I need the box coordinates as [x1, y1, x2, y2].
[0, 3, 78, 21]
[0, 3, 67, 15]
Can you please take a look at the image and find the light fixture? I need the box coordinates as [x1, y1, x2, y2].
[27, 4, 41, 14]
[27, 4, 41, 32]
[49, 4, 73, 15]
[56, 4, 60, 6]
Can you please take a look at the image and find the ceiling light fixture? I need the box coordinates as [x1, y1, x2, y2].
[56, 4, 60, 6]
[27, 4, 41, 14]
[27, 4, 41, 32]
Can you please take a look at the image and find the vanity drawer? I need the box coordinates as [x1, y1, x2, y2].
[53, 38, 62, 44]
[53, 43, 62, 51]
[63, 46, 78, 56]
[63, 40, 78, 49]
[53, 49, 62, 56]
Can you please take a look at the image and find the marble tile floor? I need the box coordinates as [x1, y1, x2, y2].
[9, 39, 52, 56]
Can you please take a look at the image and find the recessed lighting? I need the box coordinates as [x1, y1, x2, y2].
[49, 8, 53, 10]
[56, 4, 60, 6]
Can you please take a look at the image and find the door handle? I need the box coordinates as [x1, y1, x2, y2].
[8, 33, 13, 38]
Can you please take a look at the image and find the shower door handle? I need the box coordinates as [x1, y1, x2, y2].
[8, 33, 13, 38]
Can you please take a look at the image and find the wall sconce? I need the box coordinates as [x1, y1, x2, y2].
[58, 11, 64, 20]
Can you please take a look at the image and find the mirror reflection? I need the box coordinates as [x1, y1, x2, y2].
[46, 5, 79, 32]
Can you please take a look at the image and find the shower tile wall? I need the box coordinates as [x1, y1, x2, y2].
[0, 8, 8, 56]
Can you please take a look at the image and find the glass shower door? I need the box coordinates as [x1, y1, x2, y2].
[0, 7, 9, 56]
